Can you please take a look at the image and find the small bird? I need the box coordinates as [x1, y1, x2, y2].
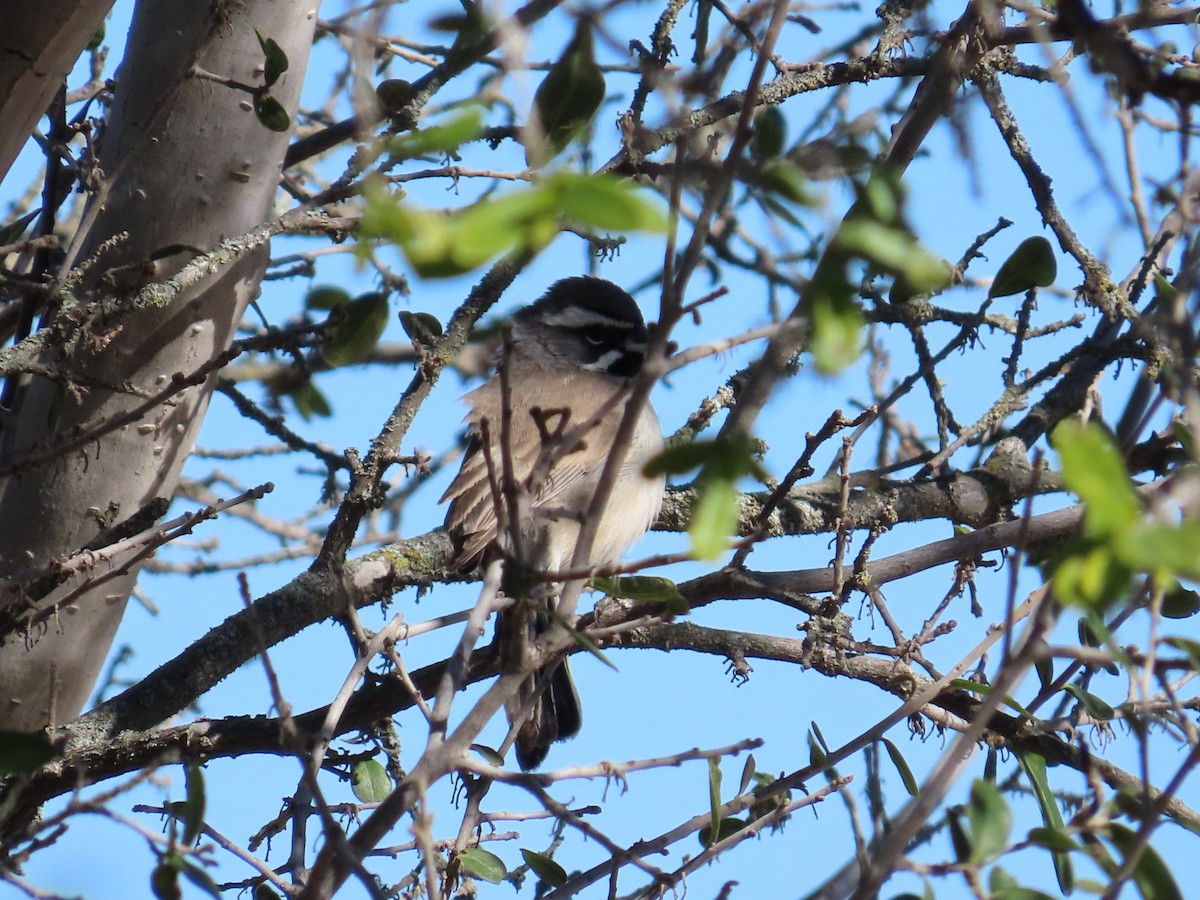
[441, 276, 665, 769]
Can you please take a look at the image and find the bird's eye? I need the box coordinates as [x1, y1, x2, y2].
[584, 333, 605, 346]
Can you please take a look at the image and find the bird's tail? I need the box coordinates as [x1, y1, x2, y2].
[512, 657, 581, 771]
[499, 603, 583, 770]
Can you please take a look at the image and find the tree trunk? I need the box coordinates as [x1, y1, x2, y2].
[0, 0, 316, 731]
[0, 0, 115, 184]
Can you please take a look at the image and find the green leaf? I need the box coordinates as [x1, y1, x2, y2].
[1104, 823, 1183, 900]
[1027, 826, 1080, 852]
[351, 758, 391, 803]
[698, 816, 745, 846]
[255, 31, 290, 88]
[0, 729, 55, 776]
[181, 761, 206, 845]
[1062, 683, 1115, 721]
[398, 310, 444, 345]
[808, 289, 864, 373]
[151, 860, 182, 900]
[966, 778, 1011, 863]
[1120, 523, 1200, 582]
[470, 743, 506, 766]
[1164, 636, 1200, 669]
[1160, 583, 1200, 618]
[87, 21, 106, 51]
[1052, 541, 1133, 612]
[946, 678, 1034, 718]
[990, 886, 1060, 900]
[0, 209, 41, 245]
[644, 435, 763, 480]
[989, 236, 1057, 299]
[706, 757, 723, 846]
[305, 285, 352, 311]
[290, 381, 332, 420]
[1017, 751, 1074, 894]
[526, 22, 606, 167]
[253, 94, 291, 132]
[751, 106, 787, 159]
[457, 847, 507, 884]
[1052, 421, 1139, 539]
[323, 292, 389, 367]
[521, 849, 568, 886]
[254, 885, 280, 900]
[739, 753, 757, 795]
[689, 478, 738, 560]
[589, 575, 688, 614]
[551, 172, 668, 232]
[880, 738, 919, 797]
[179, 861, 220, 898]
[757, 160, 815, 206]
[947, 808, 972, 863]
[386, 107, 485, 160]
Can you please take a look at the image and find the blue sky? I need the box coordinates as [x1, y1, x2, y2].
[5, 1, 1198, 898]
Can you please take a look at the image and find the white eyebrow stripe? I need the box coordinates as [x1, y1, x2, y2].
[540, 307, 636, 329]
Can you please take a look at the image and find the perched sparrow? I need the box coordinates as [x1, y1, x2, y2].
[441, 276, 665, 769]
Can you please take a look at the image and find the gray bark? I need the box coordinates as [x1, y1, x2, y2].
[0, 0, 115, 184]
[0, 0, 316, 730]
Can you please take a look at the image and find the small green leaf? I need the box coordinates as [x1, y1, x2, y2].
[688, 478, 738, 560]
[1104, 823, 1183, 900]
[351, 758, 391, 803]
[1027, 826, 1080, 852]
[387, 107, 485, 160]
[456, 847, 507, 884]
[751, 107, 787, 159]
[1052, 421, 1139, 539]
[0, 210, 40, 245]
[87, 21, 106, 51]
[757, 160, 815, 206]
[551, 172, 668, 232]
[946, 678, 1033, 718]
[1062, 683, 1115, 721]
[644, 436, 763, 480]
[151, 860, 182, 900]
[1017, 751, 1074, 894]
[808, 289, 864, 373]
[0, 729, 56, 776]
[1120, 523, 1200, 582]
[521, 849, 568, 886]
[398, 310, 444, 344]
[256, 31, 290, 88]
[947, 808, 972, 863]
[182, 761, 206, 845]
[526, 22, 606, 166]
[179, 861, 221, 898]
[323, 292, 389, 367]
[589, 575, 688, 614]
[470, 743, 506, 766]
[738, 753, 757, 795]
[880, 738, 919, 797]
[290, 381, 332, 420]
[989, 236, 1057, 298]
[966, 778, 1011, 863]
[1164, 636, 1200, 668]
[707, 757, 723, 843]
[1160, 583, 1200, 619]
[698, 817, 745, 846]
[253, 94, 291, 132]
[305, 285, 352, 310]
